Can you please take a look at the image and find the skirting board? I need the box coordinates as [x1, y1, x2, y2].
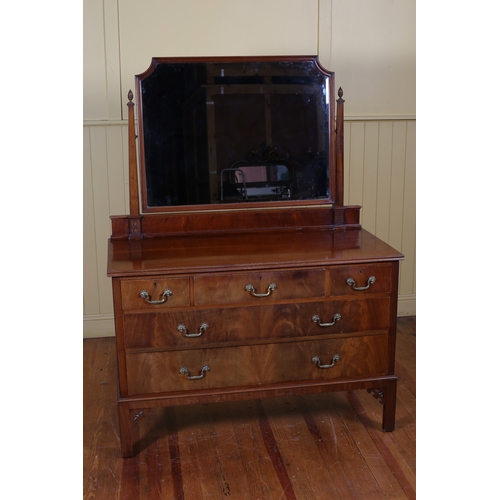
[397, 294, 416, 317]
[83, 314, 115, 338]
[83, 295, 416, 338]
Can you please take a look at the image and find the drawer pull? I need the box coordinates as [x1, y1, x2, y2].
[346, 276, 376, 291]
[179, 365, 210, 380]
[177, 323, 209, 338]
[139, 289, 173, 304]
[312, 313, 341, 327]
[311, 354, 341, 369]
[245, 282, 277, 297]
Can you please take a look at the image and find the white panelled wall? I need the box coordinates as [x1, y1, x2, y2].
[344, 119, 416, 316]
[83, 0, 416, 337]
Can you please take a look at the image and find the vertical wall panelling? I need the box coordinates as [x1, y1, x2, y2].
[343, 121, 350, 205]
[83, 127, 100, 316]
[121, 125, 131, 212]
[83, 123, 128, 337]
[83, 0, 416, 337]
[347, 121, 365, 214]
[343, 118, 416, 316]
[89, 126, 111, 315]
[400, 121, 416, 300]
[375, 121, 394, 243]
[388, 122, 407, 255]
[362, 121, 380, 234]
[105, 125, 128, 215]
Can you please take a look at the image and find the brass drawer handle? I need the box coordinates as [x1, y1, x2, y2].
[346, 276, 376, 291]
[245, 282, 277, 297]
[177, 323, 209, 338]
[311, 354, 341, 369]
[139, 289, 173, 304]
[179, 365, 210, 380]
[312, 313, 341, 327]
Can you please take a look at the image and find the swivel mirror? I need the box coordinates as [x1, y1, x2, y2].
[135, 56, 336, 212]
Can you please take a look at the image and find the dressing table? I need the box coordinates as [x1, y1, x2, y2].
[107, 56, 404, 457]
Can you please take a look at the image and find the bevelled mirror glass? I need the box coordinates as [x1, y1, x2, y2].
[135, 56, 335, 212]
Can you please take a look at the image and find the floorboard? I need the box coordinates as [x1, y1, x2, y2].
[83, 317, 416, 500]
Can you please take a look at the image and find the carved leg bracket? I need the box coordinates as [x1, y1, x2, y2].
[118, 405, 151, 458]
[132, 410, 145, 423]
[367, 388, 385, 404]
[132, 408, 153, 427]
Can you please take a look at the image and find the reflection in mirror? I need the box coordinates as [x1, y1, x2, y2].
[221, 164, 292, 202]
[137, 58, 333, 210]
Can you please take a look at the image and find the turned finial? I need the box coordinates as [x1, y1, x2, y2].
[127, 90, 134, 108]
[338, 87, 343, 99]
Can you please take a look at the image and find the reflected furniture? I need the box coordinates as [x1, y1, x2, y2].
[107, 56, 404, 457]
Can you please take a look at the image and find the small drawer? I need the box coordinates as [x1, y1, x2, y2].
[125, 334, 389, 395]
[194, 268, 326, 306]
[330, 263, 392, 296]
[120, 277, 190, 311]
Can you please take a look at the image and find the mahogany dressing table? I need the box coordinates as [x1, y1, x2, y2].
[107, 56, 404, 457]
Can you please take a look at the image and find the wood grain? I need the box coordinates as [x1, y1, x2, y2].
[83, 317, 415, 499]
[107, 229, 403, 277]
[122, 297, 391, 350]
[330, 262, 393, 296]
[193, 268, 326, 305]
[125, 334, 390, 395]
[120, 277, 190, 310]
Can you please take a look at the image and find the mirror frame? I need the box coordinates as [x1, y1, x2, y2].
[134, 55, 338, 214]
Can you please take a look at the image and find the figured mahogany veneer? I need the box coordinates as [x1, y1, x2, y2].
[125, 334, 389, 395]
[120, 277, 190, 310]
[122, 297, 391, 350]
[107, 57, 404, 457]
[108, 229, 403, 457]
[193, 268, 326, 305]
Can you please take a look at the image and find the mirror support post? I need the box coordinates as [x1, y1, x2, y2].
[332, 88, 360, 230]
[335, 87, 344, 207]
[127, 90, 143, 239]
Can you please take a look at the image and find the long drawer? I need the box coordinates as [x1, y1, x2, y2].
[125, 333, 389, 395]
[122, 297, 391, 350]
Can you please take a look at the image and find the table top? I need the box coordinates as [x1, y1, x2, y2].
[107, 228, 404, 277]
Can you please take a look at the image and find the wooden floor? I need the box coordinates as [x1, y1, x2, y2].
[83, 317, 416, 500]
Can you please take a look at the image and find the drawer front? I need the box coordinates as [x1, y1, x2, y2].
[123, 307, 259, 349]
[194, 268, 326, 306]
[265, 297, 391, 338]
[120, 277, 190, 311]
[123, 297, 390, 349]
[125, 334, 389, 395]
[330, 263, 392, 296]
